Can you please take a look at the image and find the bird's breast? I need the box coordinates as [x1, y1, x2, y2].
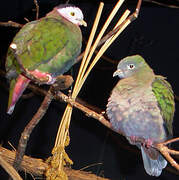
[106, 86, 167, 142]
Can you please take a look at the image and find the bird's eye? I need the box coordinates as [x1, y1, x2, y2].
[127, 64, 135, 70]
[70, 12, 75, 16]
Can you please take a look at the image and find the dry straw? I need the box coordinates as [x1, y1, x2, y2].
[52, 0, 133, 173]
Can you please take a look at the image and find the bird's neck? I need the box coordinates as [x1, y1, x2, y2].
[118, 67, 155, 90]
[133, 66, 155, 86]
[46, 9, 62, 20]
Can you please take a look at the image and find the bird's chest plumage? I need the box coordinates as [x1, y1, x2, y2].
[106, 83, 167, 142]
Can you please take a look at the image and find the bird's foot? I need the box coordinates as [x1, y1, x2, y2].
[28, 69, 55, 84]
[128, 136, 153, 148]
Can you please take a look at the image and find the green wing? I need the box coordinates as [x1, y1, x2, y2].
[152, 75, 175, 136]
[6, 16, 82, 75]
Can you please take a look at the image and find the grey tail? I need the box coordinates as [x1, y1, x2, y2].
[141, 146, 167, 176]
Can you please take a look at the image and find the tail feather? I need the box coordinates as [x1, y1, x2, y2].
[141, 146, 167, 176]
[7, 74, 30, 114]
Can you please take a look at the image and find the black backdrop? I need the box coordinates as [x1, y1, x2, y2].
[0, 0, 179, 179]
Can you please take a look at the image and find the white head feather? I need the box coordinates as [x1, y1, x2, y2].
[56, 5, 87, 26]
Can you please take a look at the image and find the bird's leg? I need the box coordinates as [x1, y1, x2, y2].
[128, 136, 153, 148]
[28, 69, 55, 84]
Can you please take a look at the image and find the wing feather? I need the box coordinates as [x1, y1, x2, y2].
[152, 75, 175, 136]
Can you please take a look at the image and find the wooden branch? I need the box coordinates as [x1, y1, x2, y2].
[155, 138, 179, 171]
[13, 88, 53, 172]
[21, 92, 35, 99]
[0, 21, 23, 28]
[0, 0, 39, 28]
[27, 83, 112, 129]
[143, 0, 179, 8]
[57, 91, 112, 129]
[0, 146, 109, 180]
[33, 0, 39, 20]
[124, 136, 179, 172]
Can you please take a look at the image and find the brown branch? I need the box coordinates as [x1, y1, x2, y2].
[154, 138, 179, 171]
[143, 0, 179, 8]
[161, 137, 179, 146]
[21, 92, 35, 99]
[156, 142, 179, 171]
[56, 91, 112, 129]
[13, 88, 53, 172]
[0, 146, 109, 180]
[33, 0, 39, 20]
[0, 1, 39, 28]
[127, 137, 179, 171]
[30, 84, 111, 129]
[0, 21, 23, 28]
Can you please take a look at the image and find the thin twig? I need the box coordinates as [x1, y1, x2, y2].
[22, 92, 35, 99]
[156, 142, 179, 171]
[125, 136, 179, 171]
[0, 21, 23, 28]
[28, 83, 111, 129]
[161, 137, 179, 146]
[33, 0, 39, 20]
[13, 88, 54, 171]
[56, 91, 111, 129]
[143, 0, 179, 8]
[0, 155, 22, 180]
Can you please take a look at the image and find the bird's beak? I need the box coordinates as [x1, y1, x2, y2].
[113, 69, 123, 77]
[80, 19, 87, 27]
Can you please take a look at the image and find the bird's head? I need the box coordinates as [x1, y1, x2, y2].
[113, 55, 151, 79]
[56, 4, 87, 27]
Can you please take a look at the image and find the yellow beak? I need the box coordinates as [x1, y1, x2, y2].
[80, 19, 87, 27]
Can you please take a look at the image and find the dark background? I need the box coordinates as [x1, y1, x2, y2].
[0, 0, 179, 179]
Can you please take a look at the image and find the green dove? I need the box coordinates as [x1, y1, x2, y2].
[6, 4, 87, 114]
[106, 55, 175, 176]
